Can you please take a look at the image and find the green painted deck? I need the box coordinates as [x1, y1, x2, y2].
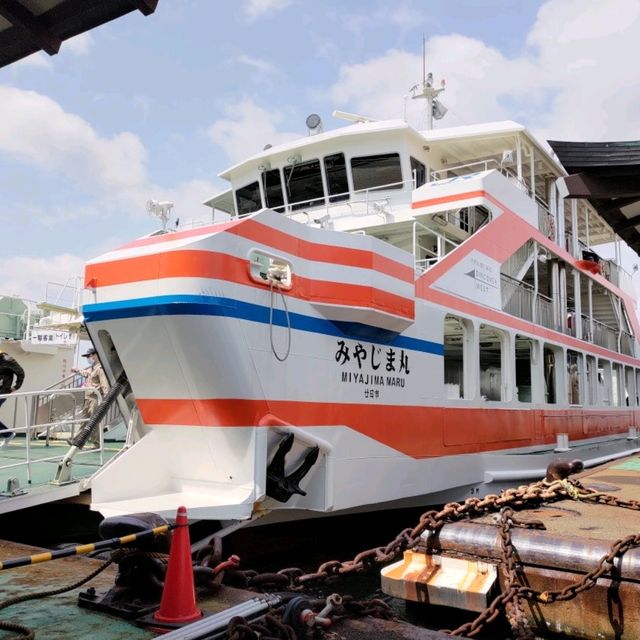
[0, 539, 155, 639]
[0, 539, 265, 640]
[0, 437, 123, 513]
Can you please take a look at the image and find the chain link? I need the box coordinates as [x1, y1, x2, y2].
[217, 475, 640, 638]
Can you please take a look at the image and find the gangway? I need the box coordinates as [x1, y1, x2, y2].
[0, 385, 131, 514]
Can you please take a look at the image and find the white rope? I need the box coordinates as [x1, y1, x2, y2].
[269, 279, 291, 362]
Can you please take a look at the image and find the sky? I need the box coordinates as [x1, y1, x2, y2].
[1, 0, 640, 301]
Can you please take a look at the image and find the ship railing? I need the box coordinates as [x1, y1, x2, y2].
[502, 240, 535, 280]
[0, 387, 122, 487]
[430, 159, 532, 195]
[43, 373, 122, 432]
[591, 318, 619, 352]
[279, 178, 416, 225]
[619, 329, 635, 357]
[500, 274, 555, 330]
[412, 219, 460, 275]
[44, 276, 84, 312]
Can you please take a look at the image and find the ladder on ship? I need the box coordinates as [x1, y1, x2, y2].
[0, 379, 135, 514]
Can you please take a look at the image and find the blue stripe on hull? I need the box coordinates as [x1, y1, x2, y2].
[84, 294, 443, 355]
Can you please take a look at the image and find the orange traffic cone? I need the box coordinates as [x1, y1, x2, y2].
[153, 505, 202, 625]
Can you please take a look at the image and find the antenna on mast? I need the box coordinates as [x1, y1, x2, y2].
[422, 34, 426, 85]
[408, 38, 447, 130]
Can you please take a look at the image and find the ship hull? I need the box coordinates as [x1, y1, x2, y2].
[83, 208, 640, 520]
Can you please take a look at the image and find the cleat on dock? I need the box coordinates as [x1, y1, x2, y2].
[266, 433, 319, 502]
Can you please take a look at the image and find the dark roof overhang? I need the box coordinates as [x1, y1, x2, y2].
[0, 0, 157, 68]
[548, 139, 640, 256]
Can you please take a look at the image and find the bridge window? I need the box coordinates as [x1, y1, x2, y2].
[285, 158, 324, 210]
[444, 314, 468, 399]
[598, 359, 611, 406]
[515, 335, 533, 402]
[262, 169, 285, 212]
[586, 355, 597, 405]
[567, 350, 581, 405]
[351, 153, 402, 192]
[544, 345, 560, 404]
[410, 157, 426, 188]
[235, 181, 261, 216]
[324, 153, 349, 202]
[625, 366, 635, 407]
[479, 324, 504, 401]
[612, 363, 623, 406]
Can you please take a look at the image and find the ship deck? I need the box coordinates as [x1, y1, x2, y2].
[0, 437, 122, 514]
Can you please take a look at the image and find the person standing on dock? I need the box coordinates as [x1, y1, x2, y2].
[72, 347, 109, 446]
[0, 350, 25, 447]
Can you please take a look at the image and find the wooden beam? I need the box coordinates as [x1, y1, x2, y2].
[0, 0, 61, 55]
[612, 212, 640, 233]
[562, 172, 640, 199]
[128, 0, 158, 16]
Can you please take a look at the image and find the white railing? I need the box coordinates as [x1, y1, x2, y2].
[0, 387, 121, 486]
[44, 276, 83, 311]
[412, 219, 461, 274]
[500, 274, 554, 330]
[591, 318, 619, 352]
[502, 240, 534, 280]
[430, 159, 532, 196]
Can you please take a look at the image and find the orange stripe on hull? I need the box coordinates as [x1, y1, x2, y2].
[106, 218, 413, 284]
[85, 250, 414, 319]
[136, 398, 635, 459]
[412, 190, 487, 210]
[116, 219, 244, 251]
[226, 219, 414, 282]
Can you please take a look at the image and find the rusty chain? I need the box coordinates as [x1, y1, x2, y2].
[499, 508, 536, 640]
[221, 478, 574, 594]
[447, 492, 640, 638]
[215, 475, 640, 639]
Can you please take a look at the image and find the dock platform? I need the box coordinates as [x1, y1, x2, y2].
[2, 453, 640, 639]
[382, 452, 640, 639]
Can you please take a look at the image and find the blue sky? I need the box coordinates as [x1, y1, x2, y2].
[1, 0, 639, 299]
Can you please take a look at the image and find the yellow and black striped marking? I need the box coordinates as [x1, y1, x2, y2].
[0, 524, 172, 570]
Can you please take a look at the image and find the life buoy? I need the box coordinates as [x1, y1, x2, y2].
[575, 260, 602, 275]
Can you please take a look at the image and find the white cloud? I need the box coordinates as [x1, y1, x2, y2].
[13, 52, 53, 69]
[244, 0, 293, 21]
[0, 85, 220, 227]
[0, 254, 86, 301]
[207, 99, 299, 164]
[63, 32, 94, 56]
[0, 86, 148, 192]
[327, 0, 640, 142]
[236, 54, 276, 74]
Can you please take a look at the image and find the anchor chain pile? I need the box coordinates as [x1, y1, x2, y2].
[210, 474, 640, 639]
[2, 471, 639, 639]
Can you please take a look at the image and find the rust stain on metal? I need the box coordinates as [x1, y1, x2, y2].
[381, 550, 497, 611]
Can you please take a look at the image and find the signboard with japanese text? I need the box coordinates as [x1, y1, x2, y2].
[335, 338, 411, 400]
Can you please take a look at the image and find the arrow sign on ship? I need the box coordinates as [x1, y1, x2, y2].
[465, 268, 498, 289]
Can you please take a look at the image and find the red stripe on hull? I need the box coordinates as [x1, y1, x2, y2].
[116, 219, 244, 250]
[226, 219, 413, 282]
[84, 250, 414, 319]
[136, 398, 635, 459]
[412, 190, 487, 210]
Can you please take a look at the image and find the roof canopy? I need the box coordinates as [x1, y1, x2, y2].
[0, 0, 157, 68]
[549, 139, 640, 255]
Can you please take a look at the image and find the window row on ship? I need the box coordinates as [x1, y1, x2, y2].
[234, 151, 427, 216]
[443, 314, 639, 408]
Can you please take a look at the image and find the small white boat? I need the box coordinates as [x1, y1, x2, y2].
[82, 76, 640, 524]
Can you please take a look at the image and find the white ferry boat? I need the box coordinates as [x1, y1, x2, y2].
[83, 77, 640, 523]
